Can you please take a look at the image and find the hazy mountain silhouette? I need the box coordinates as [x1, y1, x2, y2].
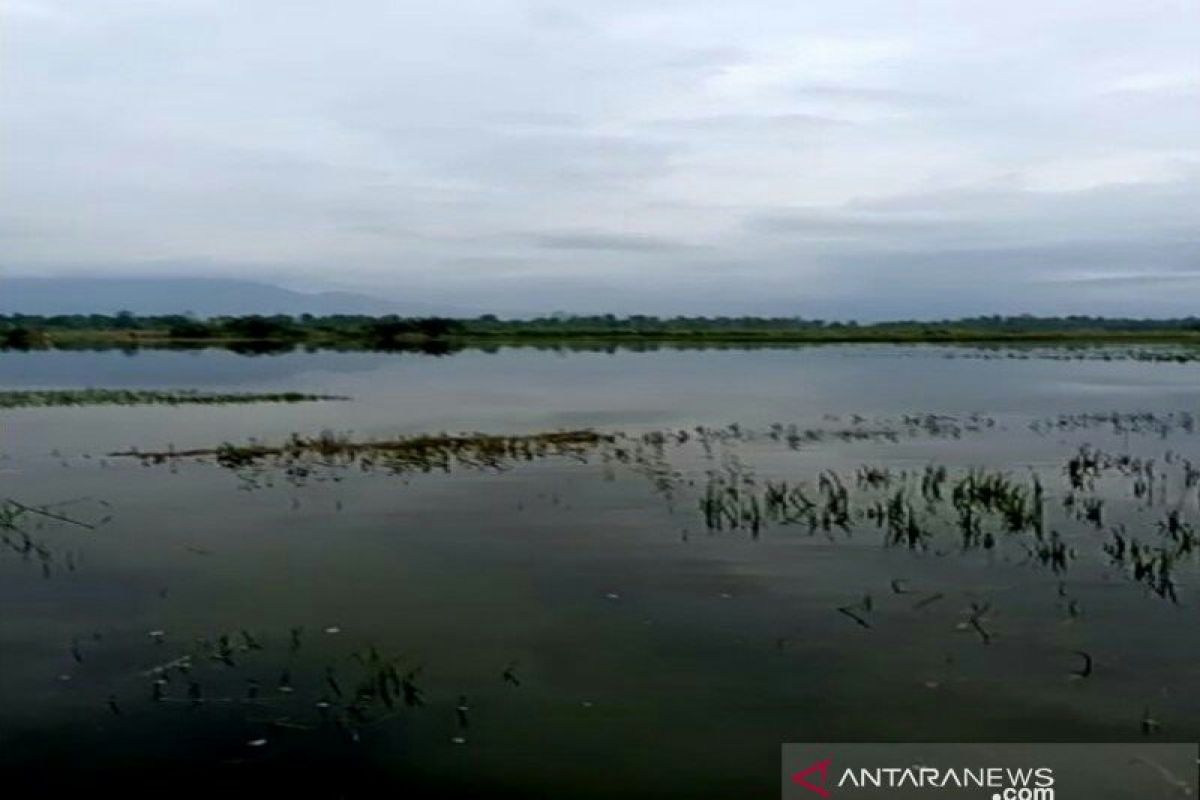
[0, 277, 467, 317]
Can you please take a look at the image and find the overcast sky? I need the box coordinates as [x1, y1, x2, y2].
[4, 1, 1198, 317]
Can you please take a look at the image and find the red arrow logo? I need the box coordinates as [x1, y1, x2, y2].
[791, 758, 832, 797]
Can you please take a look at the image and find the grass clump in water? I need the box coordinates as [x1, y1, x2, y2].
[0, 389, 349, 409]
[114, 429, 616, 476]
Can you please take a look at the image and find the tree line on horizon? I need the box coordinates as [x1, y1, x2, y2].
[4, 311, 1200, 349]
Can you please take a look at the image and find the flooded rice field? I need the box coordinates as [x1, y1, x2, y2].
[2, 344, 1199, 797]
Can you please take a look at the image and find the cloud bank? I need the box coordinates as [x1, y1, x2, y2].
[3, 0, 1198, 317]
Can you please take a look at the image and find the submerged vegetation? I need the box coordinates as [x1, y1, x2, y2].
[13, 403, 1200, 775]
[0, 389, 348, 409]
[1, 498, 109, 579]
[114, 429, 613, 471]
[51, 409, 1200, 767]
[11, 338, 1200, 790]
[112, 411, 1200, 603]
[110, 415, 997, 477]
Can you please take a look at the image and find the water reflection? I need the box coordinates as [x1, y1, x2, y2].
[3, 346, 1200, 796]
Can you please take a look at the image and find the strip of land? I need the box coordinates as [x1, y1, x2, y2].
[6, 313, 1200, 349]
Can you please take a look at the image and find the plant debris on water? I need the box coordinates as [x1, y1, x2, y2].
[0, 389, 349, 409]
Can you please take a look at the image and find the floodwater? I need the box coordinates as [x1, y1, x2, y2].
[2, 344, 1199, 797]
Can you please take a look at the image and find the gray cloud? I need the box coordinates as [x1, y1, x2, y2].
[1040, 272, 1200, 288]
[2, 0, 1198, 316]
[657, 46, 750, 72]
[532, 232, 695, 252]
[787, 84, 955, 108]
[639, 113, 848, 134]
[745, 210, 948, 237]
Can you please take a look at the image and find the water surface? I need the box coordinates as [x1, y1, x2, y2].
[3, 345, 1199, 797]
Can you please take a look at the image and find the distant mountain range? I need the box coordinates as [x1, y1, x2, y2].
[0, 277, 462, 317]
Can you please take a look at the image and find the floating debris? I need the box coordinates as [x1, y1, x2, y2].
[1141, 707, 1161, 735]
[836, 603, 872, 630]
[455, 696, 470, 729]
[401, 670, 424, 708]
[502, 663, 521, 687]
[1070, 651, 1093, 679]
